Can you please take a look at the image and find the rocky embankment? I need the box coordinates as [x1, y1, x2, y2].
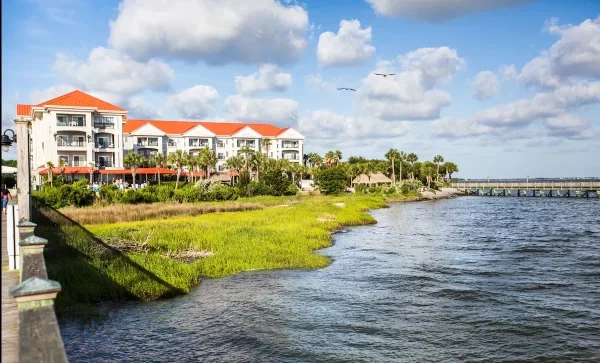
[418, 188, 465, 201]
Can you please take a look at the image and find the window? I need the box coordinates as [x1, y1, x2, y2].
[217, 153, 224, 160]
[226, 151, 228, 157]
[57, 115, 68, 126]
[216, 139, 225, 148]
[59, 155, 69, 164]
[270, 152, 273, 158]
[148, 138, 158, 146]
[168, 138, 176, 147]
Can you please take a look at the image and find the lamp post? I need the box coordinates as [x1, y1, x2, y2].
[1, 129, 16, 152]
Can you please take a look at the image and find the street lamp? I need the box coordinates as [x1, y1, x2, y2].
[1, 129, 16, 152]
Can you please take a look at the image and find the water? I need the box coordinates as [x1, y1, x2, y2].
[59, 197, 600, 362]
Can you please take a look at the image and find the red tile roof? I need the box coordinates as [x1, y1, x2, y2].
[124, 119, 289, 137]
[38, 166, 93, 175]
[16, 104, 33, 116]
[36, 90, 126, 111]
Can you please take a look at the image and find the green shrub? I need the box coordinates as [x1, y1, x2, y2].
[313, 166, 347, 195]
[261, 169, 292, 196]
[287, 184, 299, 195]
[399, 180, 424, 193]
[355, 184, 367, 194]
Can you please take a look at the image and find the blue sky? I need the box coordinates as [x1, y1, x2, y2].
[2, 0, 599, 178]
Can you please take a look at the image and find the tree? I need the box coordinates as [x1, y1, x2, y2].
[167, 150, 186, 189]
[307, 153, 323, 168]
[240, 146, 254, 173]
[149, 152, 167, 185]
[313, 165, 347, 194]
[249, 151, 265, 181]
[385, 149, 399, 182]
[442, 162, 458, 180]
[46, 161, 55, 187]
[262, 138, 272, 157]
[324, 151, 335, 168]
[124, 152, 144, 189]
[224, 155, 244, 185]
[201, 147, 218, 179]
[420, 161, 436, 189]
[59, 158, 67, 177]
[334, 150, 342, 165]
[433, 155, 444, 181]
[406, 153, 418, 180]
[88, 162, 95, 184]
[397, 151, 407, 182]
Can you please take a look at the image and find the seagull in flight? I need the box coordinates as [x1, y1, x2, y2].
[337, 87, 356, 91]
[374, 73, 396, 77]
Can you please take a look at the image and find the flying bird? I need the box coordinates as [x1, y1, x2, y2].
[337, 87, 356, 91]
[374, 73, 395, 77]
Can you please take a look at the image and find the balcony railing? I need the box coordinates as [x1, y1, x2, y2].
[189, 142, 209, 147]
[57, 140, 86, 147]
[57, 120, 86, 127]
[283, 154, 299, 160]
[282, 143, 299, 148]
[72, 160, 88, 167]
[237, 142, 255, 148]
[95, 160, 113, 167]
[95, 143, 115, 149]
[216, 142, 225, 148]
[94, 122, 114, 129]
[137, 141, 159, 147]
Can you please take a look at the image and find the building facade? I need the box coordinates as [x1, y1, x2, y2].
[15, 90, 305, 184]
[122, 120, 305, 172]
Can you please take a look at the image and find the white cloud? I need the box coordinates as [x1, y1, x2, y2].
[224, 95, 298, 125]
[234, 64, 292, 95]
[471, 71, 498, 100]
[499, 64, 517, 80]
[365, 0, 529, 21]
[29, 84, 76, 103]
[166, 85, 219, 119]
[53, 47, 174, 98]
[398, 47, 464, 88]
[305, 74, 335, 91]
[2, 109, 15, 131]
[127, 96, 162, 119]
[356, 47, 462, 120]
[317, 19, 376, 66]
[108, 0, 309, 65]
[519, 16, 600, 88]
[543, 114, 596, 140]
[298, 109, 410, 141]
[432, 80, 600, 138]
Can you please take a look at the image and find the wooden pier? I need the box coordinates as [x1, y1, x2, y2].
[451, 180, 600, 198]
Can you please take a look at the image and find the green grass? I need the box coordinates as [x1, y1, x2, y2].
[36, 194, 387, 314]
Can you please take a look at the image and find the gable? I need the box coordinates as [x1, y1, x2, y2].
[183, 124, 216, 137]
[232, 126, 262, 138]
[277, 128, 305, 140]
[37, 90, 126, 112]
[129, 123, 165, 136]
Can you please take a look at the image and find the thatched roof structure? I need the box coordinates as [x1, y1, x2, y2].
[209, 173, 232, 183]
[352, 172, 392, 185]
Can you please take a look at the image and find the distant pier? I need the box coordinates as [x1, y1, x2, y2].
[451, 180, 600, 198]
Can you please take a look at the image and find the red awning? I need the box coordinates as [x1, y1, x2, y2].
[38, 167, 92, 175]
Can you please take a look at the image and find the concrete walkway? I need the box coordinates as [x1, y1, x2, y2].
[2, 190, 18, 363]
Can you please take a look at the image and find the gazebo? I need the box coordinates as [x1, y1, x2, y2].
[352, 172, 392, 186]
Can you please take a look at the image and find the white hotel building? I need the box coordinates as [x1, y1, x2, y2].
[15, 90, 305, 184]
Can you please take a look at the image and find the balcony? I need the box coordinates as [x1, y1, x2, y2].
[71, 160, 88, 167]
[137, 141, 159, 147]
[283, 154, 299, 161]
[94, 122, 115, 129]
[57, 120, 86, 127]
[57, 139, 87, 149]
[95, 160, 113, 168]
[282, 142, 299, 149]
[236, 141, 256, 148]
[216, 141, 226, 148]
[95, 143, 115, 149]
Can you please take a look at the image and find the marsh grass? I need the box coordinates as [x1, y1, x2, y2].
[37, 194, 387, 313]
[60, 202, 263, 225]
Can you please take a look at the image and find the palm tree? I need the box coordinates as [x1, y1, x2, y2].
[240, 146, 253, 173]
[46, 161, 55, 187]
[249, 152, 265, 180]
[442, 162, 458, 180]
[124, 152, 144, 189]
[149, 152, 167, 185]
[421, 161, 436, 189]
[406, 153, 418, 180]
[334, 150, 342, 165]
[183, 152, 196, 182]
[385, 149, 399, 182]
[307, 152, 322, 168]
[262, 138, 272, 158]
[433, 155, 444, 181]
[224, 155, 244, 185]
[168, 150, 186, 189]
[202, 147, 218, 179]
[88, 162, 95, 184]
[324, 151, 335, 168]
[59, 158, 67, 178]
[397, 151, 407, 182]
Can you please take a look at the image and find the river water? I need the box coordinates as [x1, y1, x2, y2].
[59, 197, 600, 362]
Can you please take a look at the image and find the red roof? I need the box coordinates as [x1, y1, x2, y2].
[36, 90, 126, 111]
[16, 104, 32, 117]
[124, 119, 289, 137]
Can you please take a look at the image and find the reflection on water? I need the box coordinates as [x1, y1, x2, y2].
[60, 197, 600, 362]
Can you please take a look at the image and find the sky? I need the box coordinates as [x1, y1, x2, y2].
[1, 0, 599, 178]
